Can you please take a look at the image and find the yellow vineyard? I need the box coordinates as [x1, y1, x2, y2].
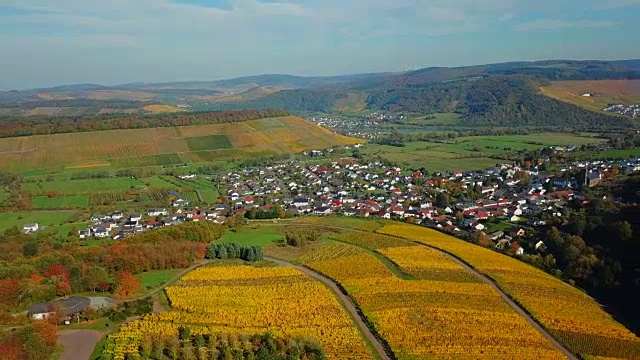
[377, 223, 640, 359]
[142, 104, 187, 113]
[103, 265, 375, 360]
[299, 240, 565, 359]
[0, 116, 361, 171]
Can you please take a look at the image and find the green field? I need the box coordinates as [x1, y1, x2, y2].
[219, 226, 285, 246]
[0, 211, 78, 232]
[108, 154, 183, 168]
[405, 113, 461, 126]
[23, 178, 145, 195]
[185, 135, 233, 151]
[136, 268, 185, 290]
[140, 176, 179, 189]
[31, 195, 89, 209]
[361, 133, 607, 172]
[581, 147, 640, 160]
[200, 189, 220, 203]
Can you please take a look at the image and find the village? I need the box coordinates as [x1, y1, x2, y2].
[216, 155, 639, 252]
[19, 149, 638, 257]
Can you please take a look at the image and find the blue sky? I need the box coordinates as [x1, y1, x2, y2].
[0, 0, 639, 89]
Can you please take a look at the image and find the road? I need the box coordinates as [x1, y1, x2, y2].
[264, 256, 393, 360]
[57, 330, 103, 360]
[277, 223, 579, 360]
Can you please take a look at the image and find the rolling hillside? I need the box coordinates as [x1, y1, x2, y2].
[0, 116, 360, 171]
[540, 80, 640, 112]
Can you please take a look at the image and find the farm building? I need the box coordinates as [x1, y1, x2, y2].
[22, 223, 39, 233]
[28, 296, 91, 321]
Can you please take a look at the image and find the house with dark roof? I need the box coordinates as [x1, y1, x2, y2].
[28, 296, 91, 321]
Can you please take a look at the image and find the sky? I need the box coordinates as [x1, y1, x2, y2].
[0, 0, 639, 90]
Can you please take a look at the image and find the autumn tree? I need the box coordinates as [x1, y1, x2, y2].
[83, 266, 111, 293]
[113, 272, 141, 300]
[0, 278, 20, 308]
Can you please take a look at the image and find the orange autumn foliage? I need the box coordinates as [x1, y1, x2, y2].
[0, 278, 20, 308]
[114, 272, 141, 300]
[0, 337, 23, 360]
[29, 273, 44, 284]
[33, 321, 58, 347]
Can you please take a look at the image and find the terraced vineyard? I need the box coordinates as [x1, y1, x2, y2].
[103, 264, 376, 360]
[0, 116, 360, 171]
[298, 240, 566, 359]
[377, 223, 640, 360]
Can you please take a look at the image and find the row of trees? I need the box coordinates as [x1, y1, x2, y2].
[244, 205, 286, 220]
[99, 332, 325, 360]
[206, 242, 264, 262]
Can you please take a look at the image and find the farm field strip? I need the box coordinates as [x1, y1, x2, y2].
[0, 116, 360, 171]
[298, 241, 565, 359]
[377, 223, 640, 359]
[540, 79, 640, 112]
[105, 265, 376, 360]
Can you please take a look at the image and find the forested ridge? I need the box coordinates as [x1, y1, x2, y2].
[0, 109, 288, 138]
[201, 60, 640, 130]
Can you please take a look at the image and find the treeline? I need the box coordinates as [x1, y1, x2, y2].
[0, 171, 28, 210]
[99, 332, 325, 360]
[0, 222, 225, 312]
[206, 242, 264, 262]
[517, 183, 640, 332]
[0, 109, 289, 138]
[244, 205, 286, 220]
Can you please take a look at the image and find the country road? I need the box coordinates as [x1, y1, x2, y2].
[264, 256, 393, 360]
[57, 330, 103, 360]
[276, 223, 579, 360]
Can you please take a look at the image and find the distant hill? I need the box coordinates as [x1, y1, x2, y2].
[208, 60, 640, 130]
[2, 59, 639, 130]
[612, 59, 640, 70]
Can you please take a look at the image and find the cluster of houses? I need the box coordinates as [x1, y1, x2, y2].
[603, 104, 640, 117]
[218, 155, 640, 254]
[309, 113, 391, 140]
[20, 149, 639, 252]
[78, 204, 232, 240]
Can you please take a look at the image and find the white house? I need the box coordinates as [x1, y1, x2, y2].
[78, 229, 91, 239]
[179, 174, 197, 180]
[313, 207, 332, 216]
[94, 228, 110, 238]
[23, 223, 39, 233]
[130, 213, 142, 222]
[147, 208, 168, 217]
[111, 212, 124, 220]
[173, 199, 189, 208]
